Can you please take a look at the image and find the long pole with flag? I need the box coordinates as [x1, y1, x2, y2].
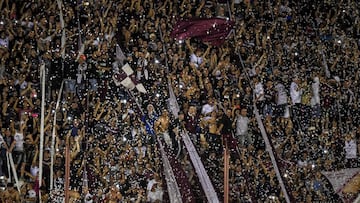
[224, 142, 229, 203]
[126, 89, 183, 203]
[169, 12, 222, 203]
[50, 81, 64, 190]
[253, 104, 291, 203]
[56, 0, 66, 80]
[38, 63, 46, 203]
[224, 2, 291, 202]
[64, 133, 70, 203]
[56, 0, 70, 201]
[7, 153, 20, 193]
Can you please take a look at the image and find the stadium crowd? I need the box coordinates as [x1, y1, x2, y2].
[0, 0, 359, 202]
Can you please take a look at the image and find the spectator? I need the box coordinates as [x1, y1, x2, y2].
[185, 105, 200, 144]
[154, 109, 172, 147]
[253, 76, 265, 115]
[0, 0, 359, 202]
[146, 173, 163, 203]
[141, 104, 158, 144]
[344, 133, 357, 168]
[290, 75, 303, 130]
[310, 76, 321, 128]
[218, 108, 235, 150]
[234, 107, 253, 148]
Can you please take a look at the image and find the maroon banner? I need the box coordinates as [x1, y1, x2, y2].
[171, 18, 234, 46]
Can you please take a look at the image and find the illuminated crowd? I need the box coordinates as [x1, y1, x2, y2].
[0, 0, 359, 202]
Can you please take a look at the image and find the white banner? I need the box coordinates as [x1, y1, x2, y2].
[322, 168, 359, 194]
[253, 105, 291, 203]
[157, 137, 183, 203]
[182, 131, 220, 203]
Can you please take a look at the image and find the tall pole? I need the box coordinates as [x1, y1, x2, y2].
[224, 1, 290, 200]
[223, 142, 229, 203]
[38, 64, 46, 203]
[50, 81, 64, 190]
[64, 135, 70, 203]
[254, 105, 291, 203]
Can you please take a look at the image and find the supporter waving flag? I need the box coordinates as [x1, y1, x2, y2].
[170, 17, 234, 46]
[113, 63, 147, 93]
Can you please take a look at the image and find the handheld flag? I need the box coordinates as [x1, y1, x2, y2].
[113, 63, 147, 93]
[170, 17, 234, 46]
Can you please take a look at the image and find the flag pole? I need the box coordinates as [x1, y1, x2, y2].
[38, 64, 46, 203]
[7, 153, 20, 193]
[64, 134, 70, 203]
[165, 4, 221, 202]
[224, 2, 291, 203]
[125, 89, 184, 202]
[253, 104, 291, 203]
[223, 142, 229, 203]
[126, 89, 144, 115]
[50, 81, 64, 190]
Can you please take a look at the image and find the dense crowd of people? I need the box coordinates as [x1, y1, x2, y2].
[0, 0, 359, 202]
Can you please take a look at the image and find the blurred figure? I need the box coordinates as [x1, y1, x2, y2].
[155, 109, 172, 148]
[290, 76, 303, 131]
[141, 104, 158, 145]
[310, 76, 321, 128]
[234, 108, 253, 148]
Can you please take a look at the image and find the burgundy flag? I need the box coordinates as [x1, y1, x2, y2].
[171, 17, 234, 46]
[113, 63, 147, 93]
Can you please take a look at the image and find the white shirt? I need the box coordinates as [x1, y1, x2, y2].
[76, 62, 87, 84]
[136, 69, 149, 81]
[84, 193, 94, 203]
[14, 132, 24, 152]
[30, 165, 39, 177]
[134, 145, 147, 158]
[147, 188, 163, 203]
[311, 77, 320, 106]
[236, 115, 250, 136]
[275, 83, 288, 105]
[344, 139, 357, 159]
[290, 81, 302, 104]
[137, 58, 148, 68]
[201, 103, 215, 116]
[254, 82, 265, 101]
[0, 37, 9, 48]
[297, 160, 308, 168]
[190, 53, 203, 68]
[147, 179, 158, 192]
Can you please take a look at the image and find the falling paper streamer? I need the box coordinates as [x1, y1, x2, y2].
[171, 17, 234, 46]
